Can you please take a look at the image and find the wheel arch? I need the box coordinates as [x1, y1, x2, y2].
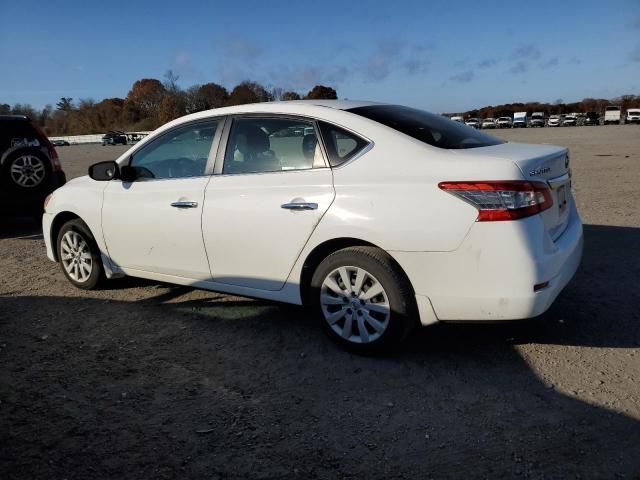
[299, 237, 415, 306]
[49, 211, 83, 261]
[1, 146, 48, 166]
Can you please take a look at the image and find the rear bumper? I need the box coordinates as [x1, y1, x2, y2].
[0, 171, 66, 216]
[391, 202, 583, 323]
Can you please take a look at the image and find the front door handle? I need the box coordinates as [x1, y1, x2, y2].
[171, 201, 198, 209]
[281, 202, 318, 211]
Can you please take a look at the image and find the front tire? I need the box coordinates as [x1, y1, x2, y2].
[56, 219, 104, 290]
[310, 247, 416, 354]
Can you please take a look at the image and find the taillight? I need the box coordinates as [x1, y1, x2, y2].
[33, 124, 61, 172]
[438, 180, 553, 221]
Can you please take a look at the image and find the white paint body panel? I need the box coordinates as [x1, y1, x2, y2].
[43, 100, 584, 326]
[102, 177, 211, 280]
[202, 169, 335, 290]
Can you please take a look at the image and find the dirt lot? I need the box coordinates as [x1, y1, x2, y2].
[1, 126, 639, 479]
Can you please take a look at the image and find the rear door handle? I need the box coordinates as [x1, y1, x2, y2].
[281, 202, 318, 211]
[171, 201, 198, 209]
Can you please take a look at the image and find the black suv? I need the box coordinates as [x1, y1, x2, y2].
[0, 115, 66, 216]
[101, 131, 127, 146]
[584, 112, 600, 126]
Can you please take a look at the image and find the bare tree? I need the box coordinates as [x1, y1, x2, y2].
[56, 97, 74, 111]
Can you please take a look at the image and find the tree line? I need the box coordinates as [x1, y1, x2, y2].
[0, 71, 338, 136]
[448, 94, 640, 119]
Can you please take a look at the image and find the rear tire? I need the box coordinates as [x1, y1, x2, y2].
[4, 150, 51, 193]
[310, 246, 416, 354]
[56, 219, 104, 290]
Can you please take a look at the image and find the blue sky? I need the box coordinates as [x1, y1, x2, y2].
[1, 0, 639, 113]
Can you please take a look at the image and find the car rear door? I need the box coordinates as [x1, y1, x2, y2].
[101, 118, 223, 280]
[202, 115, 335, 291]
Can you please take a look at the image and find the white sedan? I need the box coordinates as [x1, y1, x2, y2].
[43, 101, 583, 353]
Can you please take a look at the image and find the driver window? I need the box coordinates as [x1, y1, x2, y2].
[130, 120, 218, 180]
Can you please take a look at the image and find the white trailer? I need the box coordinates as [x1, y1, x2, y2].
[604, 106, 621, 125]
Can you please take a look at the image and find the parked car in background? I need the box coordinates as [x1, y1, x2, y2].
[41, 100, 583, 353]
[584, 112, 600, 126]
[625, 108, 640, 124]
[562, 115, 577, 127]
[547, 115, 562, 127]
[604, 106, 621, 125]
[513, 112, 527, 128]
[481, 118, 497, 129]
[450, 116, 464, 123]
[496, 117, 513, 128]
[548, 115, 562, 127]
[530, 112, 546, 128]
[465, 118, 480, 129]
[0, 115, 66, 217]
[102, 131, 128, 146]
[51, 139, 70, 147]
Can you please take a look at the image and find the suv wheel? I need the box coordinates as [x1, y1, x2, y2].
[56, 219, 104, 289]
[5, 151, 50, 191]
[310, 246, 416, 354]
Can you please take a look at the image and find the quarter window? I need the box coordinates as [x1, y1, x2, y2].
[318, 122, 369, 167]
[223, 117, 323, 174]
[130, 120, 218, 179]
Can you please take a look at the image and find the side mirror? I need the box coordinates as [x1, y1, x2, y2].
[88, 161, 119, 181]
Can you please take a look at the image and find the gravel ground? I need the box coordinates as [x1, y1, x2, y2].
[1, 126, 639, 479]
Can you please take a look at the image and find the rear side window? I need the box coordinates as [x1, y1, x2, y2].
[3, 120, 40, 148]
[223, 117, 323, 175]
[347, 105, 504, 150]
[318, 122, 369, 167]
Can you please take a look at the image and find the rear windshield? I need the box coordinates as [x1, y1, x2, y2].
[347, 105, 504, 150]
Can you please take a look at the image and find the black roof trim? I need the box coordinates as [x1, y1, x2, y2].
[0, 115, 30, 121]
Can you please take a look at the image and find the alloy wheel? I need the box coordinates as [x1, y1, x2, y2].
[320, 266, 391, 344]
[60, 231, 93, 283]
[10, 155, 46, 188]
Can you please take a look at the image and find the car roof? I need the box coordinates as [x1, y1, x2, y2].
[282, 99, 383, 110]
[189, 99, 383, 118]
[0, 115, 30, 122]
[156, 100, 388, 133]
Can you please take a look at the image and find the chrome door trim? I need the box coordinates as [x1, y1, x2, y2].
[170, 201, 199, 208]
[280, 202, 318, 211]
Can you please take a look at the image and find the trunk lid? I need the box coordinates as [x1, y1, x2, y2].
[452, 142, 572, 240]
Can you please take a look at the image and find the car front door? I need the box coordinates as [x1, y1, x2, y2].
[202, 116, 334, 291]
[101, 118, 223, 280]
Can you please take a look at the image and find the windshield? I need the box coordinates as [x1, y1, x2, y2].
[347, 105, 504, 150]
[606, 106, 620, 111]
